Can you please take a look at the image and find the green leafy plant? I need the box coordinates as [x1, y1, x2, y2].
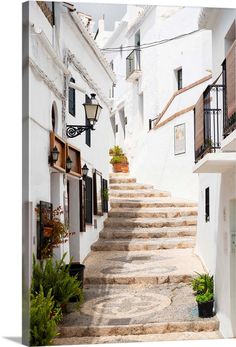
[196, 291, 214, 304]
[109, 145, 123, 156]
[31, 254, 84, 309]
[110, 155, 123, 164]
[191, 272, 214, 295]
[102, 188, 109, 201]
[30, 285, 62, 346]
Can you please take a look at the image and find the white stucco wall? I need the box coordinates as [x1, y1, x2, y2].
[28, 2, 115, 264]
[195, 8, 236, 338]
[105, 6, 212, 200]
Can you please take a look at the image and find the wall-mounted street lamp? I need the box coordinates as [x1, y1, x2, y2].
[66, 156, 73, 172]
[82, 164, 89, 178]
[49, 146, 59, 165]
[66, 94, 102, 138]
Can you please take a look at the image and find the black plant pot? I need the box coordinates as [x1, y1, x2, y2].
[65, 263, 85, 303]
[198, 300, 214, 318]
[67, 263, 85, 288]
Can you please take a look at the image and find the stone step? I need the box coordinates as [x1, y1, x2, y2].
[91, 237, 195, 251]
[55, 330, 221, 345]
[57, 283, 219, 339]
[104, 216, 197, 228]
[109, 183, 154, 190]
[110, 198, 197, 209]
[108, 207, 198, 219]
[84, 249, 206, 285]
[109, 177, 137, 184]
[109, 173, 130, 177]
[58, 320, 219, 340]
[110, 189, 171, 198]
[100, 226, 196, 239]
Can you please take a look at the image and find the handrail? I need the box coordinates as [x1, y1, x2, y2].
[152, 74, 212, 128]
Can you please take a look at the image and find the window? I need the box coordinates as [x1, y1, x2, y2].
[115, 124, 118, 133]
[205, 187, 210, 222]
[69, 77, 76, 116]
[102, 179, 108, 213]
[177, 68, 183, 90]
[85, 176, 93, 224]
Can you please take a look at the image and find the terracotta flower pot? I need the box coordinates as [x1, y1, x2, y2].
[121, 163, 129, 173]
[43, 226, 53, 238]
[113, 163, 123, 172]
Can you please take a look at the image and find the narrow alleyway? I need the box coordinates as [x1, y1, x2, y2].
[55, 173, 221, 344]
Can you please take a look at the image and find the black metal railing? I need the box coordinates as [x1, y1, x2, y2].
[195, 83, 224, 162]
[222, 59, 236, 137]
[126, 49, 141, 79]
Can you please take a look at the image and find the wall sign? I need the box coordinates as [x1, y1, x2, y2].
[174, 123, 186, 155]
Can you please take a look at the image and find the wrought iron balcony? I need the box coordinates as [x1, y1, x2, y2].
[194, 41, 236, 162]
[126, 49, 141, 81]
[194, 83, 225, 162]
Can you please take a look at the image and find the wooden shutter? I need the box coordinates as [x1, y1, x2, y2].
[79, 180, 86, 232]
[194, 94, 204, 154]
[226, 40, 236, 119]
[102, 179, 108, 213]
[37, 201, 53, 259]
[85, 176, 93, 224]
[69, 78, 76, 116]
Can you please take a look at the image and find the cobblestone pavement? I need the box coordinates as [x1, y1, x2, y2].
[56, 174, 221, 344]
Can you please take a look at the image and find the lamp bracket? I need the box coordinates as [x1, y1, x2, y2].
[66, 124, 94, 138]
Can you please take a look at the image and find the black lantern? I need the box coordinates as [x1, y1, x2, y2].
[82, 164, 89, 178]
[66, 156, 73, 172]
[83, 93, 102, 125]
[66, 94, 103, 138]
[49, 146, 59, 165]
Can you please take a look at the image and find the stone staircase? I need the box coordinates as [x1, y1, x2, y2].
[56, 173, 221, 344]
[92, 174, 197, 252]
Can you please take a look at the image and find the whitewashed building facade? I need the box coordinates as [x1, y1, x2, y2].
[100, 5, 212, 201]
[23, 1, 116, 266]
[193, 8, 236, 338]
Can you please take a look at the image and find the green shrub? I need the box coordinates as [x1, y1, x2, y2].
[196, 291, 214, 303]
[30, 286, 62, 346]
[191, 272, 214, 295]
[31, 254, 84, 308]
[110, 155, 123, 164]
[109, 145, 123, 156]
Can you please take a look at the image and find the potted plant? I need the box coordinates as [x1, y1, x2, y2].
[109, 146, 129, 173]
[36, 206, 75, 259]
[102, 188, 109, 201]
[191, 272, 214, 318]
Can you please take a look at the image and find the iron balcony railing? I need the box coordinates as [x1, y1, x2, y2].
[194, 83, 225, 162]
[194, 41, 236, 162]
[222, 54, 236, 138]
[126, 49, 141, 79]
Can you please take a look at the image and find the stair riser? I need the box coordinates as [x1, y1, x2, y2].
[109, 184, 153, 190]
[109, 178, 136, 184]
[100, 230, 196, 239]
[110, 192, 171, 198]
[108, 211, 197, 218]
[110, 202, 197, 208]
[104, 220, 197, 228]
[85, 274, 198, 285]
[59, 320, 219, 338]
[91, 242, 195, 251]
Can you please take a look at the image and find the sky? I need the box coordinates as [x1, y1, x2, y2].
[75, 2, 127, 31]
